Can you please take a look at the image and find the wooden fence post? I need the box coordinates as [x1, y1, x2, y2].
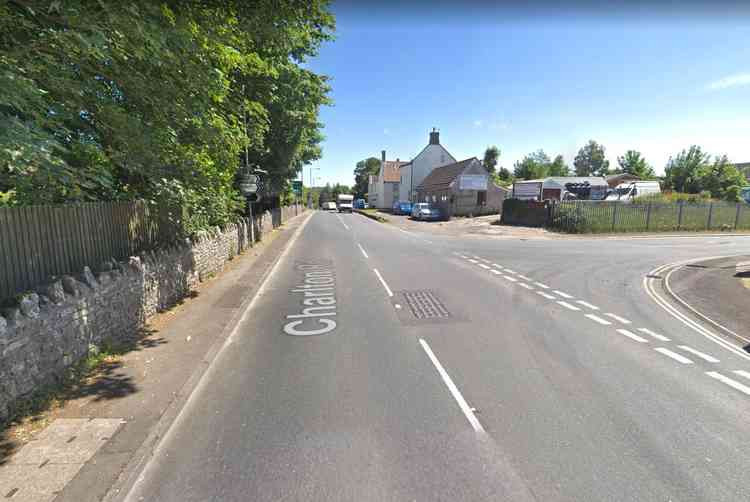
[611, 203, 618, 232]
[707, 202, 713, 230]
[677, 202, 683, 230]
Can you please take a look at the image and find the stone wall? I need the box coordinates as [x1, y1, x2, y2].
[0, 206, 305, 421]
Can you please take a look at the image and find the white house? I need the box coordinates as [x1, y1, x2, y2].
[399, 129, 456, 202]
[367, 151, 407, 210]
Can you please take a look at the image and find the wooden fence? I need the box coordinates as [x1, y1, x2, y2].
[0, 201, 180, 302]
[549, 200, 750, 233]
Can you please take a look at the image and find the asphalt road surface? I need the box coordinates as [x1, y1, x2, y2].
[124, 211, 750, 501]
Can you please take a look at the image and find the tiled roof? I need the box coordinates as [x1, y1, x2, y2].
[417, 158, 478, 190]
[382, 160, 407, 183]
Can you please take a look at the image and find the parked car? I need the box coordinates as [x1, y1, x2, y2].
[411, 202, 442, 221]
[354, 199, 366, 209]
[392, 200, 413, 215]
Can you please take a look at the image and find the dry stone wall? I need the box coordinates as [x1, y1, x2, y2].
[0, 207, 305, 421]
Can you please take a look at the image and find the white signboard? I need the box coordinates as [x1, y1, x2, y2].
[459, 174, 488, 191]
[513, 182, 542, 200]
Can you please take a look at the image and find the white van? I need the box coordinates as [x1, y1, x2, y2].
[337, 194, 354, 213]
[606, 181, 661, 201]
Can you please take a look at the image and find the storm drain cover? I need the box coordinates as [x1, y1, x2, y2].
[402, 290, 451, 319]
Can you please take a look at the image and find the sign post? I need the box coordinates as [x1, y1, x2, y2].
[238, 167, 259, 243]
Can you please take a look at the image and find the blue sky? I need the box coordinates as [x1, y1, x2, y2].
[306, 3, 750, 187]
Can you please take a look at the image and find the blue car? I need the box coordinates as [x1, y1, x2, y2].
[354, 199, 366, 209]
[392, 201, 412, 215]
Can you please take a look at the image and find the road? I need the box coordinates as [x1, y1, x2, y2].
[123, 211, 750, 501]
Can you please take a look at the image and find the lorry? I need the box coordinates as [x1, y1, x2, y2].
[337, 193, 354, 213]
[605, 181, 661, 201]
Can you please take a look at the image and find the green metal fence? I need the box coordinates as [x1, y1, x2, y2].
[0, 201, 180, 302]
[549, 200, 749, 233]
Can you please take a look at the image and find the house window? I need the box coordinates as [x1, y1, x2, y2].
[477, 191, 487, 206]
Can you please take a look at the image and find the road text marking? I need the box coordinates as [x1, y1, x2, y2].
[638, 328, 670, 342]
[616, 329, 648, 343]
[537, 291, 556, 300]
[677, 345, 719, 363]
[468, 259, 479, 264]
[605, 313, 632, 324]
[491, 269, 503, 275]
[707, 371, 750, 396]
[519, 283, 534, 290]
[585, 314, 612, 325]
[557, 301, 581, 311]
[535, 282, 550, 289]
[518, 275, 533, 281]
[554, 290, 574, 299]
[504, 269, 517, 274]
[284, 262, 338, 336]
[576, 300, 599, 310]
[419, 339, 485, 433]
[479, 264, 491, 270]
[373, 268, 394, 297]
[357, 243, 369, 259]
[492, 263, 504, 269]
[734, 370, 750, 381]
[655, 347, 693, 364]
[503, 275, 518, 282]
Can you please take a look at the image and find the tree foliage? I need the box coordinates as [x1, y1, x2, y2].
[353, 157, 380, 198]
[513, 150, 550, 180]
[482, 146, 500, 174]
[0, 0, 334, 229]
[548, 155, 570, 176]
[664, 146, 746, 201]
[574, 140, 610, 176]
[615, 150, 655, 179]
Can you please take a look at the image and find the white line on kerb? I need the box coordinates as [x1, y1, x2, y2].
[535, 282, 550, 289]
[707, 371, 750, 396]
[585, 314, 612, 326]
[537, 291, 556, 300]
[604, 313, 632, 324]
[479, 263, 491, 270]
[557, 301, 581, 311]
[576, 300, 599, 310]
[419, 339, 485, 433]
[503, 275, 518, 282]
[373, 268, 393, 297]
[655, 347, 693, 364]
[677, 345, 719, 363]
[638, 328, 670, 342]
[357, 243, 369, 259]
[519, 283, 534, 290]
[734, 370, 750, 381]
[554, 290, 574, 299]
[616, 329, 648, 343]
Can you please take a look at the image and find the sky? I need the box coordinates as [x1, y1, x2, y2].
[305, 1, 750, 187]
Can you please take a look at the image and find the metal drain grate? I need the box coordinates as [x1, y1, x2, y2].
[402, 290, 451, 319]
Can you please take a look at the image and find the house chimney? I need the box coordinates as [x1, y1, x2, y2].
[429, 127, 440, 145]
[381, 150, 386, 163]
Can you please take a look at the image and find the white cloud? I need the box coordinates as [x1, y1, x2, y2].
[473, 120, 483, 128]
[707, 73, 750, 91]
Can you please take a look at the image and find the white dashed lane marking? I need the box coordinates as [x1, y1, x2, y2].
[357, 243, 369, 259]
[576, 300, 599, 310]
[468, 259, 479, 264]
[557, 301, 581, 311]
[503, 275, 518, 282]
[655, 347, 693, 364]
[677, 345, 719, 363]
[373, 268, 394, 297]
[605, 313, 632, 324]
[734, 370, 750, 381]
[537, 291, 556, 300]
[535, 282, 550, 289]
[638, 328, 670, 342]
[518, 275, 533, 281]
[707, 372, 750, 396]
[491, 269, 503, 275]
[554, 290, 574, 299]
[504, 269, 517, 275]
[586, 314, 612, 326]
[616, 329, 648, 343]
[518, 283, 534, 290]
[479, 264, 491, 270]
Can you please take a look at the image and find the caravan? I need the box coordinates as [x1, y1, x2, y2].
[606, 181, 661, 201]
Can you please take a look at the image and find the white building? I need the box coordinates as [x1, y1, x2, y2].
[399, 129, 456, 202]
[367, 151, 407, 210]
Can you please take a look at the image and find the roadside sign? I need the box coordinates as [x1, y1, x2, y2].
[459, 174, 488, 191]
[292, 180, 303, 195]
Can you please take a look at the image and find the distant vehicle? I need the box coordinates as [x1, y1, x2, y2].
[322, 201, 337, 211]
[354, 199, 366, 209]
[337, 193, 354, 213]
[513, 177, 609, 201]
[411, 202, 442, 221]
[606, 181, 661, 201]
[392, 200, 413, 215]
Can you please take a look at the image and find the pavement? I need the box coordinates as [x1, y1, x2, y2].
[117, 210, 750, 501]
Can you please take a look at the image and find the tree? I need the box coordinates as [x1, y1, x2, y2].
[702, 155, 746, 201]
[482, 146, 500, 174]
[353, 157, 381, 198]
[318, 184, 332, 206]
[330, 183, 351, 203]
[616, 150, 655, 179]
[496, 167, 512, 184]
[663, 145, 711, 193]
[574, 140, 610, 176]
[548, 155, 570, 176]
[513, 150, 551, 180]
